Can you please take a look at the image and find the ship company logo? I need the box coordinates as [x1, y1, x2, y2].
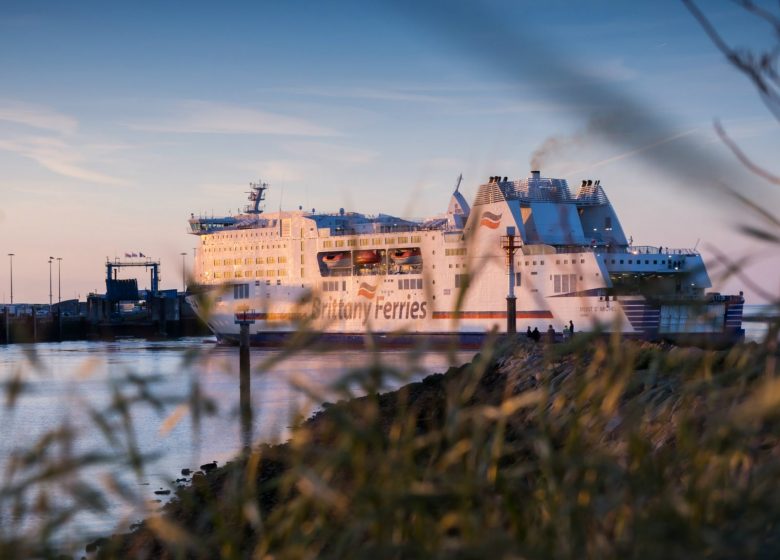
[480, 211, 502, 229]
[357, 282, 378, 299]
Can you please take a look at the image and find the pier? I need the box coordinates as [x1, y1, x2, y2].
[1, 257, 209, 344]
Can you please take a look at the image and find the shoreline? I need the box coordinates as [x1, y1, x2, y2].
[87, 334, 780, 559]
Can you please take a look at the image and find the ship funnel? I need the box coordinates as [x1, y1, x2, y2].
[587, 180, 593, 186]
[531, 170, 541, 179]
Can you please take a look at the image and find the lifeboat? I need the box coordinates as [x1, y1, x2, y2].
[390, 248, 422, 265]
[353, 250, 382, 265]
[321, 252, 351, 268]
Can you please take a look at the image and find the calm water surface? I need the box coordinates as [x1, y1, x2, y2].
[0, 312, 774, 550]
[0, 338, 475, 546]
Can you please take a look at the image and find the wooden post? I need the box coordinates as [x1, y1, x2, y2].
[506, 295, 517, 334]
[236, 312, 255, 453]
[501, 227, 520, 335]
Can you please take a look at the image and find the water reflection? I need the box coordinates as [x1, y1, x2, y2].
[0, 338, 475, 541]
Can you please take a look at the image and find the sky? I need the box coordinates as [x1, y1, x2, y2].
[1, 0, 779, 303]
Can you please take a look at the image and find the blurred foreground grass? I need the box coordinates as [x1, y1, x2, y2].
[72, 333, 779, 559]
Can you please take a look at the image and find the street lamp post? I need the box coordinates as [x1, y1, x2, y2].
[48, 257, 53, 307]
[57, 258, 62, 304]
[180, 252, 187, 293]
[7, 254, 14, 305]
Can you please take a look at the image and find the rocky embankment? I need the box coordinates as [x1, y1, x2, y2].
[95, 336, 780, 559]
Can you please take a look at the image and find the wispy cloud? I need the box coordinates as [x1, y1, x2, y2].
[239, 159, 309, 184]
[281, 141, 378, 166]
[126, 100, 338, 136]
[459, 98, 590, 116]
[0, 99, 78, 135]
[259, 85, 448, 104]
[415, 157, 465, 177]
[0, 135, 127, 185]
[566, 128, 700, 175]
[701, 117, 780, 144]
[580, 58, 638, 82]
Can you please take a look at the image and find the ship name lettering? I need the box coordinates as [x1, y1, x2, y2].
[311, 298, 373, 325]
[374, 296, 428, 321]
[310, 297, 428, 323]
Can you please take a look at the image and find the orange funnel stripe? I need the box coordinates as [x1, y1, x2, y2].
[480, 211, 502, 229]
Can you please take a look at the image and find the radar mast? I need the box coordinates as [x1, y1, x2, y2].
[245, 180, 269, 214]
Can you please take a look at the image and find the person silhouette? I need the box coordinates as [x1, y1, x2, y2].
[569, 319, 574, 334]
[526, 325, 532, 338]
[531, 327, 540, 342]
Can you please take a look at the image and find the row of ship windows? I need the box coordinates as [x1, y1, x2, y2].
[322, 280, 346, 292]
[452, 272, 582, 292]
[230, 279, 287, 299]
[209, 225, 306, 241]
[203, 244, 287, 251]
[321, 278, 424, 292]
[444, 248, 467, 256]
[552, 274, 579, 294]
[214, 269, 290, 279]
[321, 236, 423, 249]
[231, 271, 585, 296]
[609, 258, 684, 267]
[210, 230, 279, 240]
[523, 259, 586, 266]
[400, 278, 424, 290]
[214, 257, 288, 265]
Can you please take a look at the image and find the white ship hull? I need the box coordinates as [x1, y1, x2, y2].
[187, 172, 745, 345]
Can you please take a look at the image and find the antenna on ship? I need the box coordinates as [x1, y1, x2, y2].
[245, 180, 268, 214]
[454, 173, 463, 192]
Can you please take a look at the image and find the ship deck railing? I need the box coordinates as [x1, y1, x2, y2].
[626, 245, 699, 256]
[327, 224, 448, 236]
[522, 244, 700, 256]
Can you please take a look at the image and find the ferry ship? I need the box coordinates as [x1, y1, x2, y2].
[187, 171, 744, 345]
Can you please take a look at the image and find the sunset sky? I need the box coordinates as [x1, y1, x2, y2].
[1, 0, 779, 303]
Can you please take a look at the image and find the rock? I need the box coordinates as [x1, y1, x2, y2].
[85, 537, 107, 553]
[200, 461, 218, 473]
[154, 489, 171, 496]
[181, 468, 191, 476]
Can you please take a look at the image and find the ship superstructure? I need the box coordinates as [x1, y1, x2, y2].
[187, 172, 744, 344]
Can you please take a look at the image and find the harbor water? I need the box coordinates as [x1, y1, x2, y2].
[0, 309, 774, 550]
[0, 338, 475, 546]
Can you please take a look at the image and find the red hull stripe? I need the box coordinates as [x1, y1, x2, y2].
[432, 310, 553, 319]
[236, 310, 554, 322]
